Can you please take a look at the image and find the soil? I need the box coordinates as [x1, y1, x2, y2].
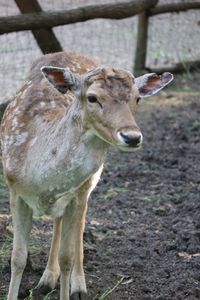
[1, 0, 200, 103]
[0, 89, 200, 300]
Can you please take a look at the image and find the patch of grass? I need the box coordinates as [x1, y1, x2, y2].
[29, 243, 42, 253]
[151, 49, 169, 61]
[0, 294, 7, 300]
[43, 289, 56, 300]
[0, 233, 42, 259]
[142, 194, 161, 202]
[24, 290, 34, 300]
[93, 277, 124, 300]
[192, 120, 200, 127]
[0, 231, 43, 271]
[0, 172, 9, 200]
[103, 187, 128, 200]
[24, 289, 56, 300]
[0, 234, 12, 267]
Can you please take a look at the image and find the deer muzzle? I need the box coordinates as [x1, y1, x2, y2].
[116, 130, 143, 151]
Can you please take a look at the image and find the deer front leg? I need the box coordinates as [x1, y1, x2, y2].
[59, 198, 76, 300]
[59, 195, 87, 300]
[70, 197, 88, 300]
[70, 169, 103, 300]
[7, 194, 33, 300]
[38, 217, 62, 290]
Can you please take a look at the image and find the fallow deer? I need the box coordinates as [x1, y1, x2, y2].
[1, 52, 173, 300]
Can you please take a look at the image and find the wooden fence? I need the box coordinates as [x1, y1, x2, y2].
[134, 1, 200, 75]
[0, 0, 200, 74]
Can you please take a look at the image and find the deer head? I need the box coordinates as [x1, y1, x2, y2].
[41, 66, 173, 152]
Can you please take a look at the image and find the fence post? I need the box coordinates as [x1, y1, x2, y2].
[15, 0, 62, 54]
[134, 11, 149, 76]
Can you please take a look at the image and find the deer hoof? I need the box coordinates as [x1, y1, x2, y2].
[70, 291, 87, 300]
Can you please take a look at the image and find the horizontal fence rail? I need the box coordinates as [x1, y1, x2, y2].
[146, 60, 200, 74]
[0, 0, 158, 34]
[0, 0, 199, 112]
[149, 2, 200, 16]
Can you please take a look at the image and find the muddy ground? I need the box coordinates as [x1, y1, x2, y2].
[1, 0, 200, 103]
[0, 77, 200, 299]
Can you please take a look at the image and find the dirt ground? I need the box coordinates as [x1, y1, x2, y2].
[0, 71, 200, 300]
[1, 0, 200, 103]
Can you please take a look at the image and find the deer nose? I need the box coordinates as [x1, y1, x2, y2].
[119, 132, 143, 147]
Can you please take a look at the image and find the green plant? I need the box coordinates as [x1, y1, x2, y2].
[93, 277, 124, 300]
[24, 290, 33, 300]
[24, 289, 56, 300]
[0, 234, 12, 266]
[43, 289, 56, 300]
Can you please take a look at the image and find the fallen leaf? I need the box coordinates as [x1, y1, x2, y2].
[178, 252, 192, 259]
[122, 277, 133, 285]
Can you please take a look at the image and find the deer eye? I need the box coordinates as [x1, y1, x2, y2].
[87, 95, 98, 103]
[136, 97, 141, 104]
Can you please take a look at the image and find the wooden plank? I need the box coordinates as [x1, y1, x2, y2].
[146, 60, 200, 74]
[0, 0, 158, 34]
[15, 0, 62, 54]
[149, 2, 200, 16]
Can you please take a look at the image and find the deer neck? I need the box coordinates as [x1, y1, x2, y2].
[59, 98, 109, 155]
[24, 98, 109, 182]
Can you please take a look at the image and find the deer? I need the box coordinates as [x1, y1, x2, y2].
[1, 51, 173, 300]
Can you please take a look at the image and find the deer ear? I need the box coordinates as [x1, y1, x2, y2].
[41, 66, 80, 94]
[134, 72, 173, 97]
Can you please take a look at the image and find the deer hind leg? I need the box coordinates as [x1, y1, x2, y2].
[38, 217, 62, 290]
[7, 193, 33, 300]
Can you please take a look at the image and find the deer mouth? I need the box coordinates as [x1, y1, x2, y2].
[116, 131, 143, 152]
[117, 143, 142, 152]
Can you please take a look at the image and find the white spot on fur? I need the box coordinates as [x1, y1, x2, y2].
[5, 157, 11, 170]
[19, 122, 25, 128]
[70, 67, 76, 72]
[7, 114, 13, 121]
[4, 135, 14, 147]
[15, 129, 20, 135]
[3, 135, 10, 146]
[12, 117, 18, 128]
[10, 100, 17, 108]
[40, 102, 46, 107]
[14, 132, 29, 146]
[29, 136, 38, 147]
[13, 107, 21, 115]
[75, 62, 81, 69]
[51, 100, 56, 108]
